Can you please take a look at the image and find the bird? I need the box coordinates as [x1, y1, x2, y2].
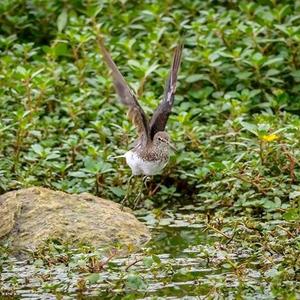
[97, 37, 182, 177]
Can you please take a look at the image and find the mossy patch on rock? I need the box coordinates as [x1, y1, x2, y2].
[0, 187, 150, 253]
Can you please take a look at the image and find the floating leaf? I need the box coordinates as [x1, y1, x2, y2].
[126, 274, 146, 290]
[283, 208, 299, 221]
[86, 273, 100, 284]
[143, 256, 154, 268]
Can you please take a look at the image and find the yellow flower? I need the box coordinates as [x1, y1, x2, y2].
[261, 134, 279, 142]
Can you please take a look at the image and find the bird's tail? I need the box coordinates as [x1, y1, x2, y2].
[108, 154, 126, 160]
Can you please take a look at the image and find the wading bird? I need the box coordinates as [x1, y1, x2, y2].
[97, 37, 182, 205]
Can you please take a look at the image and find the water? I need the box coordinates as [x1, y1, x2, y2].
[0, 205, 299, 299]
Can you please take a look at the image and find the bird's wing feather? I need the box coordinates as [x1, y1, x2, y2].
[149, 43, 183, 139]
[96, 36, 150, 145]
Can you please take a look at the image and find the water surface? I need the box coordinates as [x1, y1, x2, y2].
[1, 204, 299, 299]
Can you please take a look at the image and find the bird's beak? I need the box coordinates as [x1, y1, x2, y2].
[167, 141, 176, 152]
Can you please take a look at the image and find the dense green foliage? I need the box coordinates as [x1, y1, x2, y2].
[0, 0, 300, 211]
[0, 0, 300, 298]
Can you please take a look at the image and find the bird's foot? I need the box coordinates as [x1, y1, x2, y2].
[133, 189, 143, 209]
[120, 196, 128, 211]
[132, 176, 151, 209]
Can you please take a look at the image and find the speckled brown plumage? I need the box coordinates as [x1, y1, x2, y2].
[97, 37, 182, 175]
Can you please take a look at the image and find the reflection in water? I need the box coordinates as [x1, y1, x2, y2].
[0, 206, 298, 299]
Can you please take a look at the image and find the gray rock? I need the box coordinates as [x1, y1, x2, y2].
[0, 187, 150, 253]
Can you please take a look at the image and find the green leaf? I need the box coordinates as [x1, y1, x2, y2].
[263, 57, 284, 67]
[53, 43, 70, 57]
[84, 157, 101, 174]
[108, 186, 125, 197]
[186, 74, 206, 83]
[128, 59, 142, 69]
[236, 71, 252, 80]
[240, 122, 258, 136]
[143, 256, 154, 268]
[126, 274, 146, 290]
[69, 171, 87, 178]
[265, 69, 280, 77]
[152, 255, 161, 265]
[16, 66, 27, 76]
[252, 52, 265, 65]
[33, 259, 44, 267]
[144, 62, 158, 77]
[86, 273, 100, 284]
[57, 9, 68, 33]
[249, 89, 261, 98]
[31, 144, 43, 155]
[291, 70, 300, 82]
[46, 153, 60, 160]
[283, 208, 299, 221]
[224, 91, 240, 99]
[263, 199, 281, 210]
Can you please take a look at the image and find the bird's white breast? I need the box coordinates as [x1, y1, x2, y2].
[124, 150, 168, 176]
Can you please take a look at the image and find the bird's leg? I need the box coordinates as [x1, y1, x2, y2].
[133, 176, 150, 209]
[144, 176, 151, 189]
[121, 174, 134, 209]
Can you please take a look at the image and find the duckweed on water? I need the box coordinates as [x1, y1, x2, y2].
[1, 207, 299, 299]
[1, 0, 300, 298]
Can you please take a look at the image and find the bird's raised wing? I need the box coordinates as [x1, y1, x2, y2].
[96, 36, 150, 145]
[149, 44, 183, 140]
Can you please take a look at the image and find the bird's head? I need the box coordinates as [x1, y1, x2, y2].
[153, 131, 176, 151]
